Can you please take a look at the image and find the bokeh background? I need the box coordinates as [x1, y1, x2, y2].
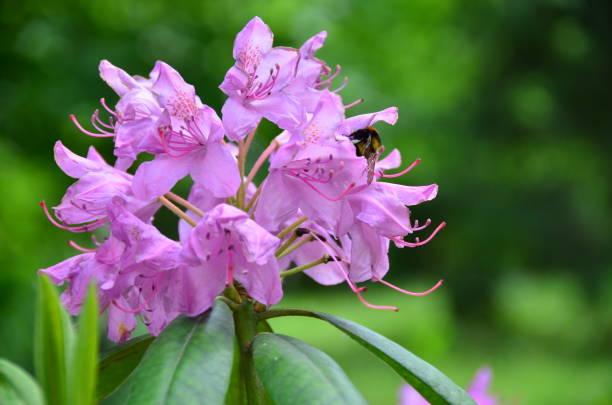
[1, 0, 611, 403]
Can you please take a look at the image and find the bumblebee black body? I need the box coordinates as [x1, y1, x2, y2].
[348, 126, 383, 184]
[348, 127, 382, 158]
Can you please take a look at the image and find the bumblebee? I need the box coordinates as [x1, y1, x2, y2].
[348, 126, 383, 184]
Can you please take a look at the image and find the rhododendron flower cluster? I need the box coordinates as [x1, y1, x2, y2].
[40, 16, 445, 342]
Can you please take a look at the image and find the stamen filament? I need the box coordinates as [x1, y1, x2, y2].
[67, 240, 96, 253]
[344, 98, 364, 109]
[393, 221, 446, 248]
[412, 218, 431, 232]
[378, 158, 421, 178]
[93, 110, 115, 130]
[297, 178, 355, 201]
[309, 232, 397, 311]
[112, 285, 161, 314]
[280, 256, 329, 277]
[40, 201, 108, 233]
[100, 98, 117, 116]
[165, 192, 204, 217]
[277, 216, 308, 239]
[332, 77, 348, 93]
[69, 114, 115, 138]
[375, 278, 443, 296]
[157, 195, 197, 227]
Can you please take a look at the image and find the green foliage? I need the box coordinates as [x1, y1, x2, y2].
[253, 333, 367, 405]
[69, 283, 99, 405]
[261, 310, 474, 405]
[34, 277, 100, 405]
[103, 301, 235, 405]
[0, 359, 44, 405]
[34, 276, 73, 405]
[96, 335, 155, 401]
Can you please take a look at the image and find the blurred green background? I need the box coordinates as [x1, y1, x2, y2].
[1, 0, 611, 403]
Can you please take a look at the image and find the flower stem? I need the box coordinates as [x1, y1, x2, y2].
[280, 255, 329, 277]
[245, 140, 279, 188]
[275, 236, 314, 259]
[165, 192, 204, 217]
[275, 232, 299, 257]
[245, 185, 263, 213]
[157, 195, 197, 227]
[237, 128, 259, 209]
[233, 301, 266, 405]
[277, 216, 308, 239]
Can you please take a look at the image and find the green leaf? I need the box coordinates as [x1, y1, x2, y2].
[0, 359, 45, 405]
[34, 275, 73, 405]
[262, 310, 475, 405]
[253, 333, 368, 405]
[96, 335, 155, 402]
[104, 300, 235, 405]
[68, 283, 99, 405]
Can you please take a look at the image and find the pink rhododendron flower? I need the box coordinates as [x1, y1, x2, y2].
[42, 141, 158, 232]
[40, 15, 447, 341]
[180, 204, 282, 315]
[398, 367, 500, 405]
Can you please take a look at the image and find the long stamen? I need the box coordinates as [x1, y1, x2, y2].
[67, 240, 97, 253]
[332, 77, 348, 93]
[112, 288, 160, 314]
[393, 222, 446, 248]
[100, 98, 117, 116]
[158, 128, 199, 158]
[309, 232, 398, 311]
[91, 110, 115, 131]
[344, 98, 364, 109]
[412, 218, 431, 232]
[378, 158, 421, 178]
[93, 110, 115, 130]
[317, 64, 341, 87]
[69, 114, 114, 138]
[297, 177, 355, 201]
[40, 201, 107, 232]
[375, 278, 443, 296]
[91, 234, 104, 246]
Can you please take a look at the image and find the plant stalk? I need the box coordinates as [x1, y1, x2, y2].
[233, 301, 265, 405]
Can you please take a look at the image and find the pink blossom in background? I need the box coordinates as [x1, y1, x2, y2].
[398, 367, 500, 405]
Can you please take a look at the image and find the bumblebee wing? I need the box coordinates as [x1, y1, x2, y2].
[366, 152, 378, 184]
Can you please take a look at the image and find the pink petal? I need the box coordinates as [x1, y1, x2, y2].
[338, 106, 399, 135]
[99, 60, 140, 96]
[54, 141, 105, 178]
[192, 143, 240, 198]
[233, 16, 274, 74]
[221, 97, 262, 141]
[379, 183, 438, 206]
[132, 154, 191, 200]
